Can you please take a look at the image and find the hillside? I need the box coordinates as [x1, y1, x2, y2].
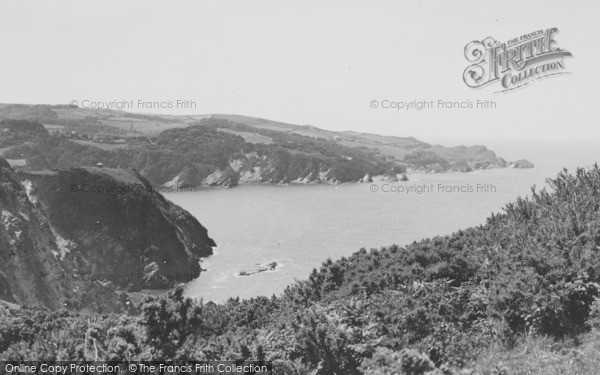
[0, 105, 533, 188]
[0, 157, 83, 310]
[0, 119, 48, 148]
[0, 157, 215, 312]
[210, 114, 514, 171]
[0, 165, 599, 373]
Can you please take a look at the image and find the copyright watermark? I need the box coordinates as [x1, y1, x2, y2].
[69, 99, 198, 110]
[2, 361, 273, 374]
[370, 183, 497, 194]
[463, 27, 572, 92]
[369, 99, 497, 111]
[69, 183, 196, 194]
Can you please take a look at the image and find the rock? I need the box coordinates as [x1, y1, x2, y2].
[472, 161, 493, 170]
[203, 166, 239, 187]
[512, 159, 534, 168]
[359, 173, 373, 183]
[447, 160, 471, 173]
[380, 172, 399, 182]
[238, 261, 279, 276]
[496, 157, 509, 167]
[429, 163, 445, 173]
[399, 174, 409, 181]
[0, 158, 135, 313]
[0, 157, 76, 310]
[164, 164, 211, 189]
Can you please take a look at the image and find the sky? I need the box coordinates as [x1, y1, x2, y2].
[0, 0, 599, 143]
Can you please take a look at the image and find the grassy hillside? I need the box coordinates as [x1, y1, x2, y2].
[1, 165, 599, 374]
[0, 104, 528, 174]
[3, 118, 405, 186]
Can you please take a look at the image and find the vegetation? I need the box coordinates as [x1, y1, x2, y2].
[403, 150, 451, 170]
[2, 165, 600, 374]
[0, 104, 60, 124]
[5, 119, 404, 185]
[0, 119, 49, 147]
[0, 105, 525, 178]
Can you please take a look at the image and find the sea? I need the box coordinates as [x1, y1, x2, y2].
[164, 139, 600, 303]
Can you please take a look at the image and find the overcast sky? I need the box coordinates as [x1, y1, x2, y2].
[0, 0, 598, 143]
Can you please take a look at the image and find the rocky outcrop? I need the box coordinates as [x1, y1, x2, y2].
[380, 173, 399, 182]
[164, 152, 343, 188]
[359, 174, 373, 183]
[446, 160, 472, 173]
[471, 159, 509, 170]
[203, 167, 239, 187]
[238, 262, 278, 276]
[164, 150, 532, 187]
[0, 157, 73, 309]
[510, 159, 534, 169]
[1, 156, 217, 311]
[19, 166, 216, 290]
[0, 158, 129, 312]
[408, 157, 513, 174]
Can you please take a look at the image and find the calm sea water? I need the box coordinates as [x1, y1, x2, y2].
[165, 139, 600, 303]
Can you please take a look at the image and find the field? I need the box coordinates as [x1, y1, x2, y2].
[71, 139, 130, 150]
[215, 128, 273, 144]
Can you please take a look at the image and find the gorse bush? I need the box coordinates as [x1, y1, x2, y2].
[2, 165, 600, 374]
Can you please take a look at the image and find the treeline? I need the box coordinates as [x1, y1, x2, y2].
[2, 166, 600, 373]
[0, 119, 49, 147]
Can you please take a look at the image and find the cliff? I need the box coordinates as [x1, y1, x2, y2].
[19, 166, 215, 290]
[0, 157, 120, 311]
[164, 150, 362, 188]
[0, 157, 215, 311]
[1, 157, 68, 308]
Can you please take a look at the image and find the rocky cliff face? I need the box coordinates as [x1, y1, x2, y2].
[403, 145, 521, 174]
[0, 157, 76, 309]
[0, 157, 215, 311]
[20, 166, 215, 290]
[0, 158, 124, 312]
[164, 150, 534, 188]
[165, 151, 349, 188]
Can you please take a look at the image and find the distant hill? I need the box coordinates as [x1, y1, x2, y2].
[0, 104, 533, 187]
[202, 114, 513, 171]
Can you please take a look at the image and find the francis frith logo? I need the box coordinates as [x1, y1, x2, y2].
[463, 28, 572, 92]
